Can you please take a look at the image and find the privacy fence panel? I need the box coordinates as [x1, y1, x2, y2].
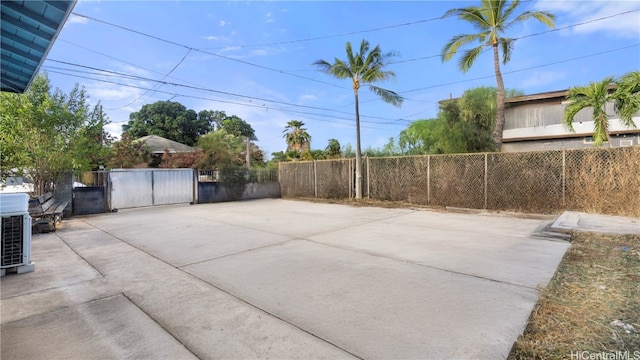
[109, 170, 153, 209]
[430, 154, 485, 208]
[486, 151, 563, 214]
[152, 169, 195, 206]
[279, 147, 640, 216]
[564, 146, 640, 217]
[368, 156, 429, 203]
[108, 169, 195, 210]
[316, 159, 352, 199]
[279, 162, 315, 197]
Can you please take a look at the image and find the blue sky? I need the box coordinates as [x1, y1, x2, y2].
[44, 0, 640, 157]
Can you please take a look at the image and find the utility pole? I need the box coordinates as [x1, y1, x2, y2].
[245, 137, 251, 169]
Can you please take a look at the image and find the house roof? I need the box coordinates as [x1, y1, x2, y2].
[1, 0, 76, 93]
[135, 135, 195, 154]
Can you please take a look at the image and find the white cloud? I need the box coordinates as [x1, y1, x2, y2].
[299, 94, 317, 102]
[202, 35, 231, 42]
[535, 0, 640, 39]
[120, 65, 151, 77]
[86, 83, 143, 101]
[519, 70, 567, 88]
[219, 46, 241, 53]
[265, 12, 274, 23]
[219, 20, 230, 27]
[67, 14, 88, 25]
[219, 46, 285, 59]
[250, 49, 267, 57]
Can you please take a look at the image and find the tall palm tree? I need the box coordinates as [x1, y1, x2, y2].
[564, 72, 639, 147]
[325, 138, 341, 158]
[283, 120, 311, 152]
[441, 0, 555, 150]
[313, 39, 403, 199]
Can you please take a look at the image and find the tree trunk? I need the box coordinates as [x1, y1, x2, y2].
[492, 43, 506, 151]
[354, 92, 362, 199]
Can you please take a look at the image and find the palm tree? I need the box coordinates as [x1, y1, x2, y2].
[564, 72, 639, 147]
[283, 120, 311, 152]
[612, 71, 640, 125]
[441, 0, 555, 150]
[313, 39, 403, 199]
[325, 138, 341, 158]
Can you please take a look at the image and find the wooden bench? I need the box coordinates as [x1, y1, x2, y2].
[28, 192, 69, 232]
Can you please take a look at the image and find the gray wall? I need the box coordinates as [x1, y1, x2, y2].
[503, 134, 639, 152]
[73, 187, 106, 215]
[198, 182, 281, 203]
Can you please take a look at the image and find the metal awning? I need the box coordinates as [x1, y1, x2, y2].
[1, 0, 76, 93]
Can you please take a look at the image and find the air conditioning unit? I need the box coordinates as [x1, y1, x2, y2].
[1, 193, 35, 277]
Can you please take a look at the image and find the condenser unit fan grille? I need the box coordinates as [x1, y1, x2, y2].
[1, 215, 24, 267]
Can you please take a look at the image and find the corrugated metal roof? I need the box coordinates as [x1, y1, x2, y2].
[1, 0, 76, 93]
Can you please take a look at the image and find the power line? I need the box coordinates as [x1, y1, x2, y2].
[200, 16, 444, 50]
[45, 41, 638, 128]
[106, 48, 193, 110]
[388, 9, 640, 65]
[46, 59, 406, 122]
[42, 68, 410, 127]
[71, 12, 347, 90]
[400, 44, 639, 94]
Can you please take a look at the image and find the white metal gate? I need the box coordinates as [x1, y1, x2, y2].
[108, 169, 194, 210]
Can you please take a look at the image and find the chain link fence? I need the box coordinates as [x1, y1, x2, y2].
[279, 146, 640, 216]
[197, 169, 278, 183]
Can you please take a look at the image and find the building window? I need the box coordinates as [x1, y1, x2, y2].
[583, 136, 594, 144]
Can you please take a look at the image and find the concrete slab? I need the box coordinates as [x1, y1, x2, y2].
[307, 211, 569, 288]
[551, 211, 640, 235]
[183, 240, 539, 359]
[1, 294, 197, 359]
[1, 232, 101, 299]
[1, 199, 574, 359]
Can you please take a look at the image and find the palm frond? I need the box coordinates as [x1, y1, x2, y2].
[500, 0, 520, 23]
[441, 33, 485, 62]
[511, 10, 556, 29]
[564, 78, 614, 144]
[458, 46, 484, 72]
[368, 85, 403, 107]
[612, 71, 640, 127]
[499, 38, 514, 64]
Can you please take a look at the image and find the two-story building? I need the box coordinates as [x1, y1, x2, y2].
[502, 89, 640, 152]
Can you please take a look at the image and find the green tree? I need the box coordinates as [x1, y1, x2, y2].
[399, 87, 511, 154]
[441, 0, 555, 150]
[1, 74, 108, 194]
[325, 138, 342, 158]
[314, 39, 403, 198]
[107, 133, 152, 168]
[124, 101, 213, 146]
[196, 129, 246, 169]
[283, 120, 311, 153]
[564, 73, 639, 146]
[198, 110, 228, 131]
[220, 116, 256, 140]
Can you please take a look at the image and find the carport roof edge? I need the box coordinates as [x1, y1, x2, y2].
[1, 0, 77, 93]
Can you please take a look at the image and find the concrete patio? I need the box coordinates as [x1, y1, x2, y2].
[1, 199, 572, 359]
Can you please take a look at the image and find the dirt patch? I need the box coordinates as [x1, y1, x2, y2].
[509, 232, 640, 359]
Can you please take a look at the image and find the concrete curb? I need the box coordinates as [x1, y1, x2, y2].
[549, 211, 640, 236]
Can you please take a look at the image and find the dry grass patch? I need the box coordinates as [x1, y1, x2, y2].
[509, 232, 640, 359]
